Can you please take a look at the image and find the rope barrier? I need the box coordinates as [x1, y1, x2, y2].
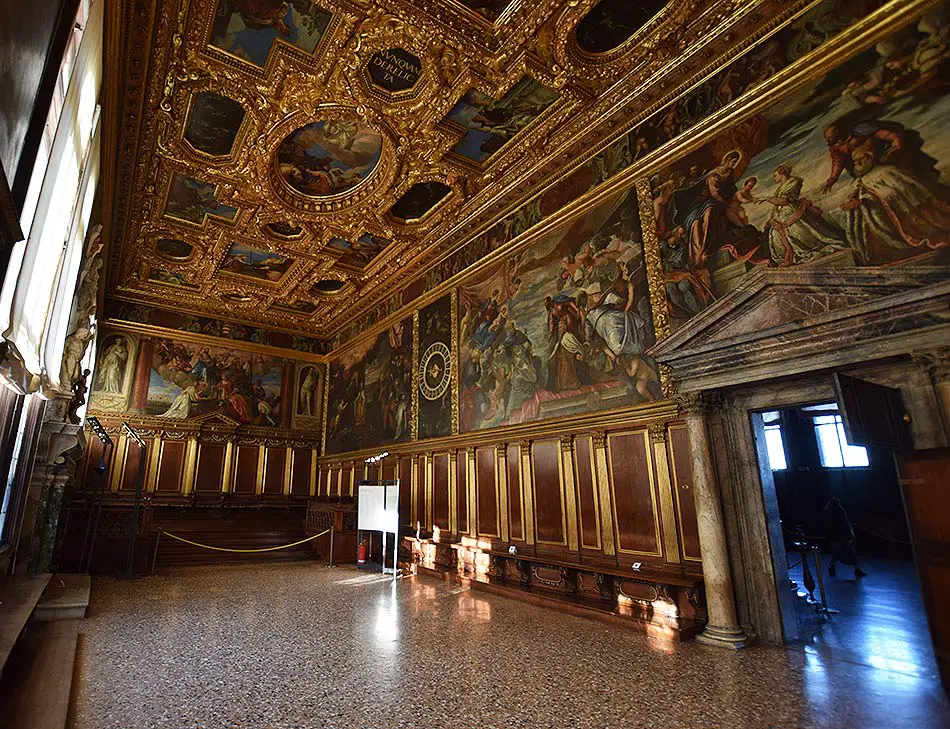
[158, 528, 331, 553]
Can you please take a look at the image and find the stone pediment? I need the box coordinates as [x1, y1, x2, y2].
[189, 410, 242, 429]
[648, 266, 950, 393]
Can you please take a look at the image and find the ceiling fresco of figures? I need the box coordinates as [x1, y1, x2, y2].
[106, 0, 818, 342]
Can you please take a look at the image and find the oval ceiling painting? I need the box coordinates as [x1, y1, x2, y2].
[276, 119, 383, 198]
[575, 0, 666, 54]
[311, 279, 346, 296]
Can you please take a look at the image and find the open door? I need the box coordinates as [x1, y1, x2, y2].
[897, 450, 950, 694]
[833, 373, 911, 449]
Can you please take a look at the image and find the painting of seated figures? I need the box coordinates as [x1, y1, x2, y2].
[458, 189, 660, 432]
[650, 6, 950, 331]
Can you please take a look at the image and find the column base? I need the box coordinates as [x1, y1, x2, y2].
[695, 624, 749, 649]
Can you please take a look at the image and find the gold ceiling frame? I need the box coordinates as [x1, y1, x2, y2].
[100, 319, 328, 366]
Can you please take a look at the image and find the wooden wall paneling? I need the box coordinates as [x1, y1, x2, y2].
[291, 448, 312, 496]
[108, 435, 127, 491]
[155, 439, 187, 493]
[531, 440, 565, 546]
[650, 425, 682, 565]
[592, 434, 616, 556]
[448, 451, 458, 534]
[607, 430, 662, 558]
[495, 445, 509, 542]
[347, 463, 356, 496]
[194, 442, 226, 492]
[425, 454, 434, 529]
[466, 447, 476, 537]
[668, 424, 702, 562]
[410, 454, 420, 527]
[382, 461, 396, 482]
[263, 447, 286, 494]
[456, 449, 468, 534]
[574, 435, 601, 551]
[559, 438, 580, 553]
[145, 436, 162, 492]
[433, 453, 449, 530]
[399, 456, 412, 525]
[233, 445, 260, 494]
[182, 438, 198, 495]
[475, 446, 499, 538]
[120, 438, 145, 491]
[506, 444, 523, 541]
[82, 435, 109, 490]
[519, 443, 534, 545]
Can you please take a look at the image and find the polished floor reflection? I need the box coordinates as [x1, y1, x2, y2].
[72, 563, 950, 728]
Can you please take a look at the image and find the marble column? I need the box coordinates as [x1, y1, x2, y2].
[913, 347, 950, 441]
[129, 337, 153, 412]
[679, 393, 748, 649]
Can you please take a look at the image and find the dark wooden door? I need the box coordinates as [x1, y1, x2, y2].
[897, 449, 950, 693]
[833, 372, 911, 449]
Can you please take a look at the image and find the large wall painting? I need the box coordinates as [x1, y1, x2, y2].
[417, 294, 453, 440]
[277, 120, 383, 197]
[209, 0, 332, 68]
[325, 317, 412, 454]
[649, 8, 950, 331]
[147, 339, 283, 424]
[458, 189, 660, 432]
[446, 77, 560, 164]
[293, 363, 324, 430]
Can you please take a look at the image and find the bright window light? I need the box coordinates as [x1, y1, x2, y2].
[813, 414, 869, 468]
[763, 424, 787, 470]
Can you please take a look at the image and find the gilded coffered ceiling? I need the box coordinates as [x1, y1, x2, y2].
[103, 0, 789, 340]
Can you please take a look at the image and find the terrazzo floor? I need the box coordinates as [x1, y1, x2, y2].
[71, 562, 950, 729]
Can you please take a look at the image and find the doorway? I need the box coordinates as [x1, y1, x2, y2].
[752, 400, 938, 679]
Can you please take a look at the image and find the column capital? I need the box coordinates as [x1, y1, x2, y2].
[913, 347, 950, 382]
[591, 432, 608, 449]
[466, 445, 477, 456]
[495, 442, 508, 457]
[676, 392, 721, 418]
[648, 422, 667, 444]
[559, 436, 574, 454]
[519, 441, 532, 457]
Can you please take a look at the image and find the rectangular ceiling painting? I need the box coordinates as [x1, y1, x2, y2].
[649, 6, 950, 331]
[209, 0, 332, 67]
[458, 189, 660, 433]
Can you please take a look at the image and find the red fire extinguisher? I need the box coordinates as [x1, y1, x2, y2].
[357, 537, 367, 565]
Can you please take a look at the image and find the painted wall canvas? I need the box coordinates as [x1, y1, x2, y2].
[325, 317, 412, 454]
[446, 77, 560, 163]
[220, 241, 293, 281]
[185, 92, 246, 156]
[418, 294, 453, 440]
[326, 233, 388, 269]
[458, 190, 659, 432]
[277, 120, 382, 197]
[390, 182, 451, 221]
[164, 173, 238, 225]
[649, 7, 950, 331]
[147, 339, 283, 424]
[294, 364, 323, 430]
[210, 0, 332, 67]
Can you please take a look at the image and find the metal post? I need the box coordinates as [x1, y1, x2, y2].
[150, 529, 162, 575]
[328, 523, 335, 568]
[121, 423, 147, 579]
[812, 547, 840, 615]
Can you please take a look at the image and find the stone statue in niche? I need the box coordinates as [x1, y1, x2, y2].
[60, 324, 95, 388]
[59, 225, 104, 393]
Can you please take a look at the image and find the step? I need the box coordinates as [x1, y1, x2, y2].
[33, 575, 91, 623]
[0, 573, 51, 676]
[0, 619, 79, 729]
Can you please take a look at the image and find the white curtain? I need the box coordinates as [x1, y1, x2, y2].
[0, 0, 103, 395]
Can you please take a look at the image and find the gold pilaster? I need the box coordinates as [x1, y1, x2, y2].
[519, 442, 534, 545]
[109, 435, 127, 492]
[496, 443, 509, 542]
[410, 453, 420, 526]
[145, 435, 162, 492]
[255, 445, 265, 495]
[283, 446, 293, 496]
[591, 432, 615, 556]
[650, 423, 681, 564]
[466, 446, 477, 538]
[221, 440, 234, 494]
[448, 450, 458, 535]
[182, 438, 198, 495]
[310, 448, 318, 497]
[559, 437, 579, 552]
[425, 453, 433, 529]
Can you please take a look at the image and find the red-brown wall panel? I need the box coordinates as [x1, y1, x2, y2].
[291, 449, 312, 496]
[263, 448, 286, 494]
[83, 437, 109, 490]
[609, 431, 659, 555]
[507, 444, 523, 541]
[669, 425, 701, 561]
[575, 436, 600, 550]
[233, 446, 259, 494]
[156, 441, 186, 493]
[399, 457, 412, 525]
[195, 444, 225, 492]
[476, 447, 498, 537]
[532, 440, 563, 545]
[456, 451, 468, 534]
[433, 453, 449, 530]
[120, 441, 145, 491]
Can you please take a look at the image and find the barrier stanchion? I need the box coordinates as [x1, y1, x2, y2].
[812, 547, 840, 615]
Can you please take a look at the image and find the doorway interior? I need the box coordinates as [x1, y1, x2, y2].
[753, 400, 938, 679]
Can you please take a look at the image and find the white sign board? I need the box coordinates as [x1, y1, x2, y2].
[358, 483, 399, 534]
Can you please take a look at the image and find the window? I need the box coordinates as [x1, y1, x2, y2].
[812, 413, 869, 468]
[761, 411, 787, 471]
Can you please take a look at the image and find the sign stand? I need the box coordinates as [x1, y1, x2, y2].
[357, 479, 399, 579]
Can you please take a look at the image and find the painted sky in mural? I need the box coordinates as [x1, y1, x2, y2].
[650, 7, 950, 330]
[458, 190, 659, 432]
[210, 0, 332, 67]
[147, 339, 283, 424]
[325, 318, 412, 454]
